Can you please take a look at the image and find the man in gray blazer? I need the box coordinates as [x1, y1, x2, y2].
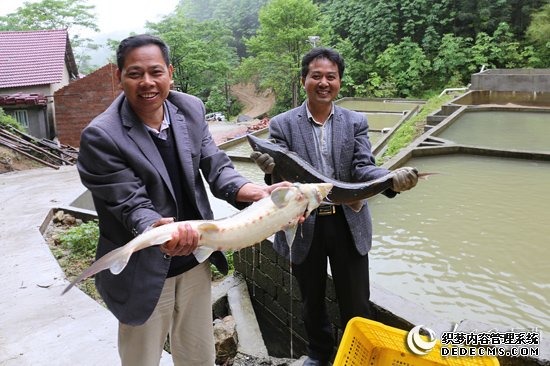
[77, 34, 288, 366]
[253, 47, 418, 366]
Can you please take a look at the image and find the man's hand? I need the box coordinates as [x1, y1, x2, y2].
[250, 151, 275, 174]
[391, 167, 419, 192]
[235, 181, 292, 202]
[152, 219, 199, 257]
[236, 182, 305, 223]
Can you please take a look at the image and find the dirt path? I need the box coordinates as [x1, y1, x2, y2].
[230, 83, 275, 119]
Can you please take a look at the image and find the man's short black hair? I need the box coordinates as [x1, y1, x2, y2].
[301, 47, 345, 79]
[116, 34, 171, 70]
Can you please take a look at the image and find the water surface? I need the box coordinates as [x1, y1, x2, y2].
[368, 154, 550, 330]
[337, 100, 420, 113]
[438, 111, 550, 152]
[364, 113, 403, 130]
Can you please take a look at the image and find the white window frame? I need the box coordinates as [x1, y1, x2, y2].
[8, 110, 29, 128]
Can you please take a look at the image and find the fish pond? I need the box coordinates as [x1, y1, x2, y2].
[368, 154, 550, 331]
[436, 110, 550, 152]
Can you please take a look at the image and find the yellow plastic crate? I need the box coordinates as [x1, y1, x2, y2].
[334, 317, 499, 366]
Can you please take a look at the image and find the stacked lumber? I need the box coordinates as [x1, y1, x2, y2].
[0, 126, 77, 169]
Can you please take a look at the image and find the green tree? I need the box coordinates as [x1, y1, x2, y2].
[0, 0, 98, 31]
[147, 8, 238, 112]
[491, 22, 525, 68]
[244, 0, 328, 110]
[526, 0, 550, 66]
[374, 38, 430, 97]
[451, 0, 544, 38]
[466, 32, 494, 73]
[325, 0, 453, 62]
[177, 0, 268, 58]
[213, 0, 268, 58]
[432, 34, 472, 87]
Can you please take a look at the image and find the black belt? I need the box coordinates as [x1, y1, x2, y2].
[317, 204, 338, 216]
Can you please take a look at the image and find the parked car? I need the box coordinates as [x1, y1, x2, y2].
[205, 112, 226, 122]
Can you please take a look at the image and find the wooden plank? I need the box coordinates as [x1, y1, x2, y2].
[0, 138, 59, 169]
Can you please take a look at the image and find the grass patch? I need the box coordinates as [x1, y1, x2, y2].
[47, 218, 104, 305]
[378, 94, 454, 164]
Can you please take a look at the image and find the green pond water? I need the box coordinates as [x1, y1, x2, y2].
[232, 160, 266, 184]
[369, 132, 383, 145]
[438, 111, 550, 152]
[368, 154, 550, 331]
[337, 100, 420, 113]
[221, 130, 270, 156]
[364, 113, 403, 130]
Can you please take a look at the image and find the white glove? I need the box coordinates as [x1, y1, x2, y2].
[250, 151, 275, 174]
[392, 167, 418, 192]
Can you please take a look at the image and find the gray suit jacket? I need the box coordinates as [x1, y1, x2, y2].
[77, 91, 249, 325]
[269, 102, 393, 264]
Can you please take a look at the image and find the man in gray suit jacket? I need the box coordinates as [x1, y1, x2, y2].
[253, 47, 418, 366]
[78, 34, 289, 366]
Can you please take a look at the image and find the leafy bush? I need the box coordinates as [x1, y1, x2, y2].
[211, 250, 234, 280]
[0, 108, 26, 131]
[58, 220, 99, 259]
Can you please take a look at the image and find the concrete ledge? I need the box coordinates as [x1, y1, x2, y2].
[228, 278, 270, 359]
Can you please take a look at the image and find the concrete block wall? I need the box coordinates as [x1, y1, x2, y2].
[234, 240, 342, 358]
[54, 63, 121, 147]
[471, 69, 550, 92]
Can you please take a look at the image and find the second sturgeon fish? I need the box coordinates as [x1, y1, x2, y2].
[247, 134, 431, 211]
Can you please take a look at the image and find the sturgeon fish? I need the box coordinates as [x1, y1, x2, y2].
[247, 134, 431, 212]
[62, 183, 332, 294]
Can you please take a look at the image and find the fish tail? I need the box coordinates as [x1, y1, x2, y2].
[61, 246, 132, 295]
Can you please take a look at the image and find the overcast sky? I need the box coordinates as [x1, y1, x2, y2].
[1, 0, 179, 38]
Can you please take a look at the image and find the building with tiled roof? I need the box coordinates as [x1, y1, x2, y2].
[0, 29, 79, 139]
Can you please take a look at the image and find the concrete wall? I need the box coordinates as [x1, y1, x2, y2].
[471, 69, 550, 92]
[54, 64, 121, 147]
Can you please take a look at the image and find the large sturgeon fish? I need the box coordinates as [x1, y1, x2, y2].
[247, 134, 431, 211]
[62, 183, 332, 294]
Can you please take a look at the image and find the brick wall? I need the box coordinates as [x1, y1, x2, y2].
[234, 240, 342, 358]
[54, 63, 120, 147]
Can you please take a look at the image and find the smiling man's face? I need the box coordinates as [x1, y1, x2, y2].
[116, 44, 173, 127]
[301, 57, 342, 107]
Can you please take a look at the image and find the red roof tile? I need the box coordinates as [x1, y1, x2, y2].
[0, 29, 69, 88]
[0, 93, 48, 106]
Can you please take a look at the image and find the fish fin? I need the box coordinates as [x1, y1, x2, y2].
[61, 246, 132, 295]
[284, 223, 299, 247]
[346, 201, 364, 212]
[270, 187, 292, 208]
[198, 222, 220, 233]
[193, 246, 215, 263]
